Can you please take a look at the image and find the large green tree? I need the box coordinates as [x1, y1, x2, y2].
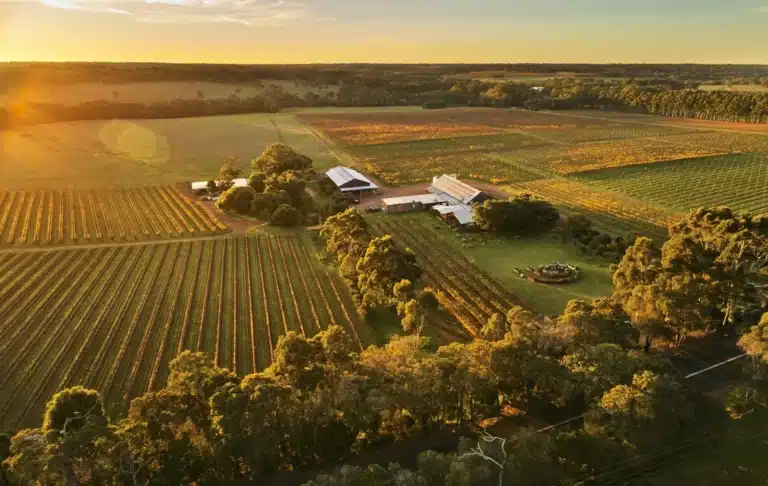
[253, 144, 313, 176]
[356, 235, 421, 308]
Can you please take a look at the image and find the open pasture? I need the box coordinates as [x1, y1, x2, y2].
[369, 214, 526, 337]
[0, 186, 226, 246]
[0, 234, 369, 429]
[0, 113, 340, 188]
[577, 153, 768, 215]
[0, 80, 337, 107]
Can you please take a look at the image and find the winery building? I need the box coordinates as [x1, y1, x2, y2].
[325, 167, 378, 195]
[381, 174, 490, 226]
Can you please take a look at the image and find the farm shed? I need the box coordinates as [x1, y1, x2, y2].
[191, 178, 248, 192]
[326, 167, 378, 194]
[433, 204, 475, 226]
[428, 174, 490, 205]
[382, 194, 443, 213]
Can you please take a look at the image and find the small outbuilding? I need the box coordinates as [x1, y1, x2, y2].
[191, 178, 248, 193]
[382, 194, 443, 213]
[325, 167, 378, 194]
[433, 204, 475, 226]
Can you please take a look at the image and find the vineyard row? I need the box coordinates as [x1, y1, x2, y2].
[0, 235, 368, 429]
[0, 185, 227, 245]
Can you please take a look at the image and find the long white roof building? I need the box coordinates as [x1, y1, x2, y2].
[325, 167, 378, 193]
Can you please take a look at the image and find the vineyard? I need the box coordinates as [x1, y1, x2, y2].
[504, 178, 677, 240]
[577, 153, 768, 215]
[365, 152, 546, 185]
[0, 235, 369, 429]
[0, 185, 227, 245]
[369, 215, 525, 337]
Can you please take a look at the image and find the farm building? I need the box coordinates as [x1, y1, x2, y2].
[428, 174, 490, 206]
[381, 175, 489, 226]
[191, 178, 248, 192]
[326, 167, 378, 194]
[382, 194, 443, 213]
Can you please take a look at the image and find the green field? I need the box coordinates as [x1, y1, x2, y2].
[371, 212, 613, 317]
[577, 153, 768, 215]
[0, 113, 340, 188]
[0, 234, 370, 429]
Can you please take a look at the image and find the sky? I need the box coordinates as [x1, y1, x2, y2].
[0, 0, 767, 63]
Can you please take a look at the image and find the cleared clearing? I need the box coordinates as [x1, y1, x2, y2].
[0, 113, 340, 188]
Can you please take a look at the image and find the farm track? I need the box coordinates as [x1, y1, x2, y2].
[0, 234, 368, 429]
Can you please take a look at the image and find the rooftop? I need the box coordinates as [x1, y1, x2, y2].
[429, 174, 483, 204]
[326, 166, 377, 191]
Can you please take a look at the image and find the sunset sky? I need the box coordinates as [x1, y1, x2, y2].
[1, 0, 767, 63]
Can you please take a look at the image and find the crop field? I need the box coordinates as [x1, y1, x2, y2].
[0, 186, 226, 245]
[577, 153, 768, 215]
[369, 215, 525, 337]
[299, 110, 507, 146]
[365, 152, 547, 185]
[0, 113, 340, 188]
[303, 108, 742, 185]
[496, 137, 722, 175]
[0, 235, 369, 428]
[504, 179, 677, 240]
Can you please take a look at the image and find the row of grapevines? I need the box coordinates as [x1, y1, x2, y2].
[84, 246, 152, 387]
[122, 244, 181, 400]
[178, 242, 205, 356]
[9, 249, 126, 427]
[275, 236, 306, 336]
[101, 244, 170, 401]
[149, 243, 193, 391]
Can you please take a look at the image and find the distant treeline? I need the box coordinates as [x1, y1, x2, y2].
[3, 62, 768, 86]
[543, 79, 768, 123]
[0, 96, 283, 128]
[2, 66, 767, 127]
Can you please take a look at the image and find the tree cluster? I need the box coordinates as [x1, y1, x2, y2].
[474, 195, 559, 236]
[611, 207, 768, 349]
[215, 144, 315, 226]
[562, 214, 637, 263]
[1, 308, 698, 486]
[320, 209, 421, 309]
[547, 79, 768, 123]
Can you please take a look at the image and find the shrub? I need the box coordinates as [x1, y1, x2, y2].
[422, 100, 447, 109]
[216, 186, 256, 214]
[271, 204, 302, 227]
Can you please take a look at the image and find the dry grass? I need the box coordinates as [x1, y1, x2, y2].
[0, 80, 336, 107]
[300, 110, 505, 146]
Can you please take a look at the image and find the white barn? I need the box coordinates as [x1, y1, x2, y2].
[191, 178, 248, 192]
[325, 167, 378, 194]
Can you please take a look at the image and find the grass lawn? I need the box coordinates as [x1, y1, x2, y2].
[0, 113, 340, 189]
[459, 234, 614, 316]
[399, 214, 614, 316]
